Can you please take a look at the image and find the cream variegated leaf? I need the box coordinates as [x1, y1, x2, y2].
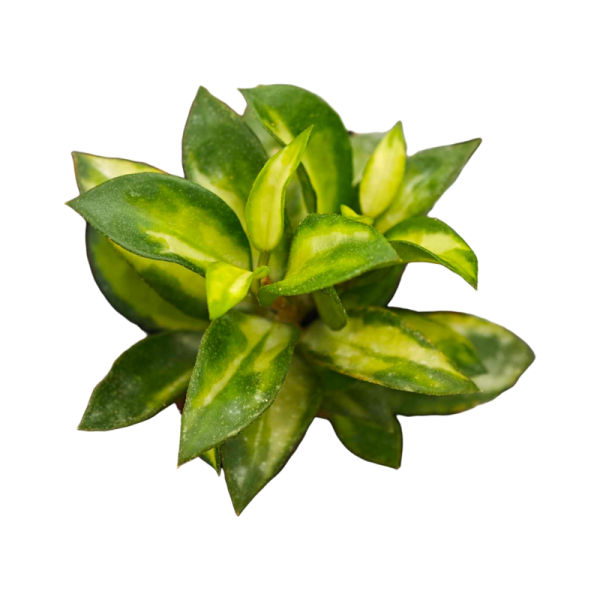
[386, 216, 478, 288]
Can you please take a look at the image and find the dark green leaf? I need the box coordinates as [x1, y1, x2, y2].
[338, 264, 406, 310]
[313, 287, 348, 331]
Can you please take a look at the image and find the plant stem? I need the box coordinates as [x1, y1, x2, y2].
[251, 251, 270, 295]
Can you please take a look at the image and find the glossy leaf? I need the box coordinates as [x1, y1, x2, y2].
[258, 214, 398, 306]
[338, 265, 406, 310]
[206, 262, 269, 320]
[246, 127, 312, 252]
[313, 287, 348, 331]
[349, 131, 385, 186]
[386, 216, 478, 288]
[178, 312, 299, 465]
[73, 153, 211, 320]
[79, 331, 202, 431]
[68, 173, 251, 276]
[302, 307, 478, 395]
[222, 355, 321, 514]
[241, 84, 353, 214]
[340, 204, 374, 226]
[182, 86, 267, 226]
[376, 139, 482, 233]
[387, 312, 535, 415]
[86, 226, 208, 332]
[359, 122, 407, 219]
[389, 309, 485, 376]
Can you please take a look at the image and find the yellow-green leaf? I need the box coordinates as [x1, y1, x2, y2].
[301, 307, 478, 395]
[222, 355, 321, 514]
[386, 216, 478, 288]
[178, 312, 299, 465]
[68, 173, 251, 276]
[349, 131, 385, 186]
[258, 214, 398, 306]
[340, 204, 374, 226]
[359, 122, 407, 219]
[246, 127, 312, 252]
[206, 262, 269, 320]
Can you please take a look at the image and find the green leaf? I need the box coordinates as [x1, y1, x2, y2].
[375, 139, 482, 233]
[79, 331, 202, 431]
[68, 173, 251, 276]
[313, 287, 348, 331]
[258, 214, 398, 306]
[386, 216, 478, 288]
[245, 127, 312, 252]
[389, 309, 485, 376]
[338, 265, 406, 310]
[301, 307, 478, 395]
[241, 84, 353, 214]
[359, 122, 407, 219]
[73, 153, 211, 320]
[387, 312, 535, 415]
[206, 262, 269, 320]
[340, 204, 374, 226]
[222, 355, 321, 514]
[182, 86, 267, 227]
[178, 312, 300, 465]
[349, 131, 385, 186]
[86, 225, 208, 332]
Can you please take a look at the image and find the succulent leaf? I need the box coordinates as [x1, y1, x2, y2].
[349, 131, 386, 186]
[240, 84, 353, 214]
[258, 214, 398, 306]
[68, 173, 251, 276]
[302, 307, 478, 395]
[222, 355, 321, 514]
[246, 127, 312, 252]
[386, 216, 478, 288]
[182, 87, 267, 227]
[178, 312, 299, 465]
[313, 286, 348, 331]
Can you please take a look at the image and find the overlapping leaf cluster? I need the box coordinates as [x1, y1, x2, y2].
[69, 84, 534, 514]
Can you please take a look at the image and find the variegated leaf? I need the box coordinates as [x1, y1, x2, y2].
[68, 173, 251, 276]
[246, 127, 312, 252]
[182, 86, 267, 227]
[205, 262, 269, 320]
[178, 312, 299, 465]
[376, 139, 482, 233]
[340, 204, 374, 226]
[73, 153, 211, 320]
[222, 355, 321, 514]
[338, 265, 406, 310]
[258, 214, 398, 306]
[386, 216, 478, 288]
[313, 286, 348, 331]
[301, 307, 478, 395]
[387, 312, 535, 415]
[241, 84, 353, 214]
[79, 331, 202, 431]
[349, 131, 385, 186]
[359, 122, 407, 219]
[86, 224, 208, 332]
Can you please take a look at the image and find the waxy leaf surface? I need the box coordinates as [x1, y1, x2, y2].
[246, 127, 312, 252]
[182, 87, 267, 226]
[222, 355, 321, 514]
[206, 262, 269, 320]
[386, 216, 478, 288]
[179, 312, 299, 465]
[376, 139, 482, 233]
[302, 308, 478, 395]
[259, 214, 398, 306]
[241, 84, 353, 214]
[349, 131, 385, 186]
[86, 227, 208, 332]
[79, 331, 202, 431]
[68, 173, 251, 276]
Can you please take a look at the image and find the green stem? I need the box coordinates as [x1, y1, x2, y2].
[251, 251, 270, 295]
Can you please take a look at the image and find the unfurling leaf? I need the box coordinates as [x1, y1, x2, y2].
[222, 355, 321, 514]
[386, 216, 478, 288]
[359, 122, 407, 219]
[302, 307, 478, 395]
[68, 173, 251, 276]
[375, 139, 482, 233]
[313, 287, 348, 331]
[206, 262, 269, 320]
[79, 332, 202, 431]
[246, 127, 312, 252]
[241, 84, 353, 214]
[340, 204, 374, 226]
[178, 312, 299, 466]
[258, 214, 398, 306]
[182, 86, 267, 226]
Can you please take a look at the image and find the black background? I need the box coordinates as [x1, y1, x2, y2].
[63, 78, 536, 521]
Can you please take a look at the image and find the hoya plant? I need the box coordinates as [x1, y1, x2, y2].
[68, 84, 534, 514]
